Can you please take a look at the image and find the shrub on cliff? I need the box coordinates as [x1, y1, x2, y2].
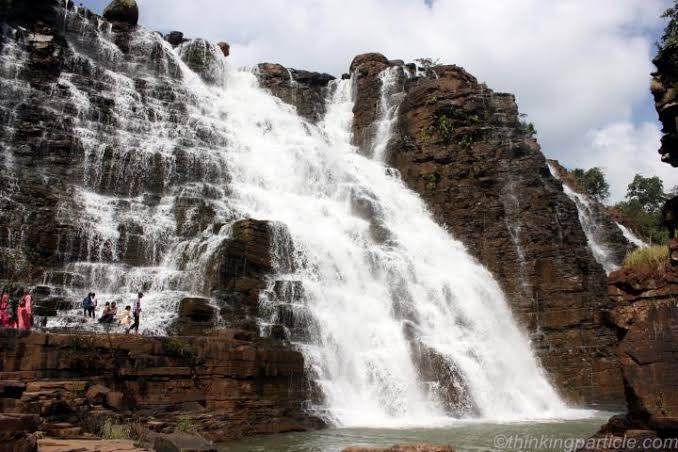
[623, 245, 669, 272]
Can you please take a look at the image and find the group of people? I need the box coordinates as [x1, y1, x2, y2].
[83, 292, 142, 334]
[0, 288, 34, 330]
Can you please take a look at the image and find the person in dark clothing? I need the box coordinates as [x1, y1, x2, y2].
[127, 292, 143, 335]
[82, 293, 94, 318]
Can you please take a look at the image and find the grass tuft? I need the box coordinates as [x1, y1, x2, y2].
[623, 245, 669, 271]
[100, 418, 131, 440]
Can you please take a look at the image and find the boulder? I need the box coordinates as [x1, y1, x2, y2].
[256, 63, 335, 122]
[85, 384, 111, 405]
[177, 39, 223, 84]
[153, 431, 217, 452]
[166, 31, 187, 47]
[217, 42, 230, 58]
[102, 0, 139, 27]
[170, 297, 217, 336]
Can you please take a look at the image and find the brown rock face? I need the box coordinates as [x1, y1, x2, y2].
[349, 58, 622, 406]
[579, 264, 678, 450]
[0, 330, 316, 442]
[217, 42, 230, 58]
[652, 49, 678, 166]
[350, 53, 394, 151]
[256, 63, 335, 122]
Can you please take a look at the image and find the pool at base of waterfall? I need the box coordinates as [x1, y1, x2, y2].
[222, 415, 612, 451]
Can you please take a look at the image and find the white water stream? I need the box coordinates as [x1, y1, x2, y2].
[0, 11, 596, 426]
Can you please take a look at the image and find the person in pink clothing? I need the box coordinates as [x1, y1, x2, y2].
[0, 289, 9, 328]
[17, 289, 33, 330]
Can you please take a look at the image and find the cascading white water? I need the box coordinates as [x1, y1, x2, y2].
[370, 66, 403, 161]
[173, 48, 587, 424]
[547, 163, 620, 274]
[7, 8, 593, 425]
[616, 223, 648, 249]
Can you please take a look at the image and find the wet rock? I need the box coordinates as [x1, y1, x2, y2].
[153, 432, 217, 452]
[350, 55, 623, 405]
[256, 63, 335, 123]
[165, 31, 187, 47]
[102, 0, 139, 27]
[349, 53, 398, 152]
[177, 39, 224, 84]
[217, 41, 230, 58]
[169, 297, 217, 336]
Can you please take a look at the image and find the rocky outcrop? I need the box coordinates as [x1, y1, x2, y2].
[0, 414, 39, 452]
[256, 63, 335, 122]
[0, 330, 317, 442]
[579, 263, 678, 451]
[348, 55, 623, 406]
[102, 0, 139, 29]
[652, 21, 678, 166]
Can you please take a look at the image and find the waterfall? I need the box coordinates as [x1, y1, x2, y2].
[370, 66, 403, 161]
[0, 8, 589, 426]
[547, 163, 620, 274]
[616, 223, 648, 249]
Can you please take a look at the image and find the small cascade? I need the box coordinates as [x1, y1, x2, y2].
[547, 163, 620, 274]
[371, 66, 404, 161]
[616, 223, 648, 249]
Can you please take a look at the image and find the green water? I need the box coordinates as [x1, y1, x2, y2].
[223, 415, 612, 452]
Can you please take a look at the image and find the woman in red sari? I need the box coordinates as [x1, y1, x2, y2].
[0, 289, 9, 327]
[17, 289, 33, 330]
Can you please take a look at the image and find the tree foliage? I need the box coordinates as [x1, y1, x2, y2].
[415, 57, 441, 69]
[626, 174, 665, 213]
[572, 167, 610, 202]
[660, 1, 678, 50]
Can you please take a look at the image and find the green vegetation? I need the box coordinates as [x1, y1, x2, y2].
[623, 245, 669, 272]
[660, 1, 678, 50]
[415, 57, 441, 69]
[614, 175, 669, 244]
[423, 173, 441, 191]
[520, 121, 537, 137]
[436, 115, 454, 144]
[101, 418, 131, 440]
[570, 167, 610, 202]
[162, 337, 205, 367]
[626, 175, 666, 212]
[177, 416, 198, 433]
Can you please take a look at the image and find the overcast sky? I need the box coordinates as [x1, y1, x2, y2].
[80, 0, 675, 203]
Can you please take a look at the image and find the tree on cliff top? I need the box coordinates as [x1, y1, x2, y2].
[626, 174, 665, 213]
[572, 167, 610, 202]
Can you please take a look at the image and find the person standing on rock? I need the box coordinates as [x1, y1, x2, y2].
[127, 292, 142, 335]
[91, 292, 98, 317]
[82, 293, 94, 318]
[17, 289, 33, 330]
[0, 289, 10, 328]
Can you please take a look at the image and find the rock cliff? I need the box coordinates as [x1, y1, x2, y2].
[343, 55, 622, 406]
[579, 262, 678, 451]
[0, 329, 316, 443]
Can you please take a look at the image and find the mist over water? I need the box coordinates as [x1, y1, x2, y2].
[1, 13, 598, 426]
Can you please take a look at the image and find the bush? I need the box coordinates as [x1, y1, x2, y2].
[623, 245, 669, 271]
[101, 418, 130, 440]
[177, 416, 197, 433]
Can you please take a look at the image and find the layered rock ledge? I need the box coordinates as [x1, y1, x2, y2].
[579, 262, 678, 450]
[0, 329, 317, 447]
